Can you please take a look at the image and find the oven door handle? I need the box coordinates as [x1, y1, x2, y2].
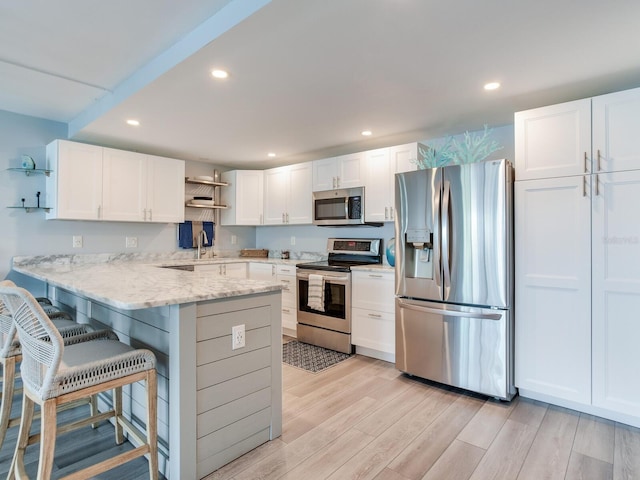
[296, 272, 350, 283]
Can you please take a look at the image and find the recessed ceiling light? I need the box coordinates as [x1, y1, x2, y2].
[126, 119, 140, 126]
[267, 152, 276, 158]
[211, 69, 229, 79]
[361, 130, 372, 136]
[484, 82, 501, 91]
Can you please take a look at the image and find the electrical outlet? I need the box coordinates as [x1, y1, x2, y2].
[231, 234, 237, 245]
[72, 235, 83, 248]
[232, 324, 245, 350]
[126, 236, 138, 248]
[291, 236, 296, 245]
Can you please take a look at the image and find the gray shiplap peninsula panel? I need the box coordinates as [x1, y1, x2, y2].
[47, 286, 282, 479]
[197, 325, 271, 365]
[197, 367, 271, 413]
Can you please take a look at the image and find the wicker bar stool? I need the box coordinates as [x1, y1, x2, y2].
[0, 281, 97, 451]
[0, 283, 158, 480]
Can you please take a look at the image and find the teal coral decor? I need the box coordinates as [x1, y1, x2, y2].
[386, 237, 396, 267]
[414, 124, 503, 169]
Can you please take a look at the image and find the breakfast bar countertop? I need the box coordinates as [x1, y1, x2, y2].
[11, 255, 284, 310]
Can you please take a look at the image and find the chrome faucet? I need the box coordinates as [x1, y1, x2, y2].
[196, 230, 208, 259]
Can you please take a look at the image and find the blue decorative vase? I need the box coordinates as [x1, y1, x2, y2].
[386, 238, 396, 267]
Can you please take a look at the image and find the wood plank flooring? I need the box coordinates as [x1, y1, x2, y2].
[3, 341, 640, 479]
[207, 342, 640, 480]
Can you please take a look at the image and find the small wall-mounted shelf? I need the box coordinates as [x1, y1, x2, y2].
[7, 168, 52, 177]
[185, 177, 228, 187]
[185, 203, 227, 210]
[7, 206, 51, 213]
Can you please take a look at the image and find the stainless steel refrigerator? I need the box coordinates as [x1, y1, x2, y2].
[394, 159, 515, 400]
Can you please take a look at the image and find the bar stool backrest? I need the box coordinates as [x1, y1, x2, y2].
[0, 285, 64, 399]
[0, 280, 18, 359]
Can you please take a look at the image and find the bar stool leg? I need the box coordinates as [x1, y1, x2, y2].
[147, 370, 158, 480]
[8, 392, 36, 480]
[37, 399, 57, 480]
[0, 356, 16, 449]
[114, 386, 124, 445]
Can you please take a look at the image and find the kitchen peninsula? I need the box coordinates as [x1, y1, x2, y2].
[11, 254, 284, 480]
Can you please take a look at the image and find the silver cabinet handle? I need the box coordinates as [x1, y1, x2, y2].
[282, 213, 285, 223]
[280, 268, 292, 273]
[272, 265, 276, 275]
[336, 176, 340, 188]
[332, 177, 337, 189]
[595, 174, 599, 196]
[584, 152, 589, 173]
[368, 274, 383, 278]
[583, 176, 587, 197]
[286, 213, 289, 224]
[281, 279, 291, 283]
[597, 149, 602, 171]
[367, 313, 382, 318]
[148, 208, 152, 221]
[282, 308, 290, 314]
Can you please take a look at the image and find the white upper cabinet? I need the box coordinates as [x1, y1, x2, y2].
[364, 148, 392, 223]
[264, 162, 312, 225]
[312, 152, 364, 191]
[46, 140, 103, 220]
[516, 87, 640, 181]
[515, 98, 591, 180]
[592, 87, 640, 173]
[146, 154, 185, 223]
[46, 140, 184, 222]
[364, 143, 424, 222]
[220, 170, 264, 225]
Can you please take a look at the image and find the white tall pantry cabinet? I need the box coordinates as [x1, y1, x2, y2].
[515, 86, 640, 426]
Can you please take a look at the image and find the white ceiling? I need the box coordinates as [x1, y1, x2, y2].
[2, 0, 640, 169]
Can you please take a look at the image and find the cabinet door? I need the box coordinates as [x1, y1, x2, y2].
[352, 307, 394, 354]
[389, 143, 420, 174]
[312, 157, 337, 191]
[238, 170, 264, 225]
[514, 176, 591, 403]
[336, 152, 364, 188]
[248, 263, 275, 280]
[146, 155, 185, 223]
[102, 148, 146, 221]
[352, 270, 395, 313]
[592, 170, 640, 416]
[46, 140, 103, 220]
[364, 148, 392, 222]
[263, 167, 288, 224]
[224, 263, 247, 278]
[593, 87, 640, 173]
[515, 99, 591, 180]
[286, 162, 312, 224]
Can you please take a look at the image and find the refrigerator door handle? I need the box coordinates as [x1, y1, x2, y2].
[397, 298, 502, 321]
[441, 180, 452, 295]
[434, 180, 442, 287]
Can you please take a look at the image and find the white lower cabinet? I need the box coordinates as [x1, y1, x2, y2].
[351, 269, 395, 361]
[249, 263, 297, 335]
[592, 170, 640, 417]
[196, 263, 247, 278]
[514, 176, 592, 404]
[515, 169, 640, 425]
[277, 265, 297, 336]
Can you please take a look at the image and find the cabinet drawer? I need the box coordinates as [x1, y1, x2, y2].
[352, 307, 394, 354]
[276, 265, 296, 276]
[281, 306, 297, 332]
[352, 271, 395, 313]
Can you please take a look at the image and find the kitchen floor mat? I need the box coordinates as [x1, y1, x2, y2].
[282, 340, 352, 373]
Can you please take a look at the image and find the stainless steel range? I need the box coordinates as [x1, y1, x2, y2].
[296, 238, 382, 354]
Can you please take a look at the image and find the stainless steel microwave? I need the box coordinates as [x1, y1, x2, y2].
[313, 187, 366, 226]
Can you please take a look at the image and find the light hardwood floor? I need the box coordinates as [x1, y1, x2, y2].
[3, 348, 639, 479]
[206, 349, 640, 480]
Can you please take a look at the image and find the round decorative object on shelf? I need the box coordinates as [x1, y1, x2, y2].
[386, 237, 396, 267]
[21, 155, 35, 170]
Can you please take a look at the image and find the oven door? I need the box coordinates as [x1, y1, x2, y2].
[296, 269, 351, 333]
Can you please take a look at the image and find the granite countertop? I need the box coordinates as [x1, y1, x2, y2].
[12, 254, 298, 310]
